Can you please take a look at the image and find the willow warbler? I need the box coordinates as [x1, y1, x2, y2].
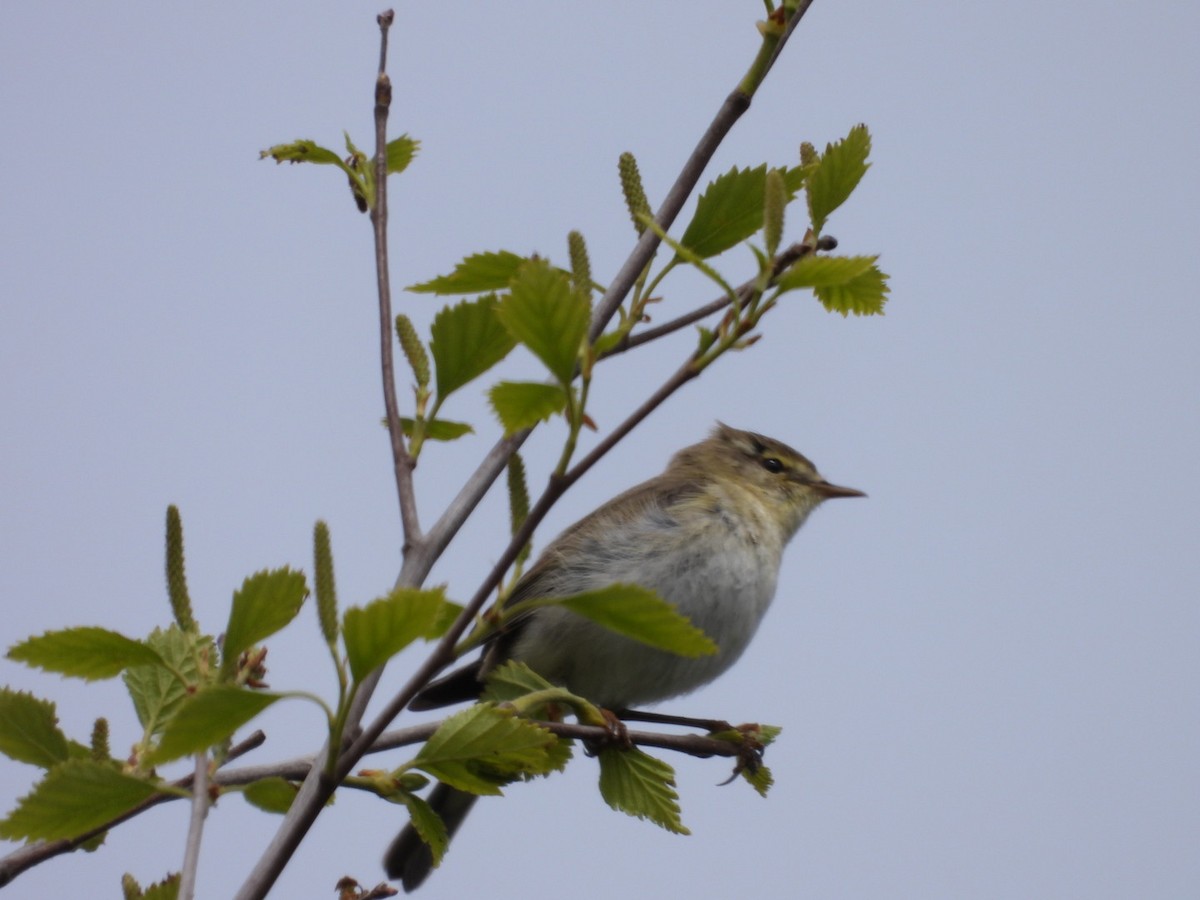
[385, 423, 863, 890]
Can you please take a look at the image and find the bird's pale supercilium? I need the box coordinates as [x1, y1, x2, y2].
[385, 423, 864, 890]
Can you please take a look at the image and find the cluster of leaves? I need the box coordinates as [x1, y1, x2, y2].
[260, 132, 418, 213]
[262, 123, 886, 455]
[366, 124, 887, 469]
[0, 513, 756, 882]
[0, 509, 458, 857]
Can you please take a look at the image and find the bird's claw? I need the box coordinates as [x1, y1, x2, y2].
[716, 723, 767, 785]
[583, 708, 632, 755]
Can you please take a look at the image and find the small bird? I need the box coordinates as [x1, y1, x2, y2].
[385, 423, 863, 890]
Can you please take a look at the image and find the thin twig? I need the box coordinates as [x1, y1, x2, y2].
[236, 16, 422, 895]
[405, 432, 528, 582]
[605, 239, 820, 357]
[178, 753, 210, 900]
[370, 9, 420, 548]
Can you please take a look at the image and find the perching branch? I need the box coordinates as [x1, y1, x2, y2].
[0, 714, 750, 887]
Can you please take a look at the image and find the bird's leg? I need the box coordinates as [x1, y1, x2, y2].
[613, 707, 734, 734]
[599, 708, 632, 747]
[581, 708, 632, 755]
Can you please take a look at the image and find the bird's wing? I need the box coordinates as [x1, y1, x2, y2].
[408, 476, 701, 710]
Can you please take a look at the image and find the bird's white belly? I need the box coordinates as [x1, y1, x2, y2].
[512, 528, 781, 708]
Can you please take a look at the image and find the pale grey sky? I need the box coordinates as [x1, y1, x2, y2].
[2, 2, 1198, 898]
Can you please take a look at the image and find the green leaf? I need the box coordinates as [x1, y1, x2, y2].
[427, 596, 465, 641]
[775, 254, 877, 290]
[806, 123, 871, 234]
[784, 162, 813, 194]
[680, 164, 786, 259]
[488, 381, 567, 435]
[415, 704, 564, 795]
[220, 568, 308, 680]
[130, 872, 181, 900]
[597, 747, 689, 834]
[555, 584, 717, 658]
[815, 263, 890, 316]
[481, 660, 558, 704]
[150, 686, 281, 764]
[124, 627, 213, 737]
[0, 689, 69, 768]
[342, 131, 370, 176]
[242, 777, 299, 814]
[408, 250, 527, 295]
[7, 627, 166, 681]
[757, 724, 783, 746]
[0, 759, 161, 842]
[258, 139, 347, 169]
[429, 295, 517, 399]
[672, 163, 806, 261]
[342, 587, 453, 683]
[742, 762, 774, 798]
[386, 135, 419, 175]
[496, 259, 590, 385]
[399, 417, 474, 442]
[399, 792, 449, 868]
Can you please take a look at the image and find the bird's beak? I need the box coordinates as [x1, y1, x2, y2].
[814, 481, 866, 499]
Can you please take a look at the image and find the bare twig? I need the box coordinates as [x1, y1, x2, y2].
[370, 9, 421, 549]
[405, 433, 528, 582]
[178, 753, 210, 900]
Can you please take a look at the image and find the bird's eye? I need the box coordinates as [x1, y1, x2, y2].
[762, 457, 784, 474]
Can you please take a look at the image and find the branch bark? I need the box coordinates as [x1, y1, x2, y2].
[370, 9, 421, 548]
[178, 753, 211, 900]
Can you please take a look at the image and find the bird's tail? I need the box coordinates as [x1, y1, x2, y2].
[384, 783, 479, 892]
